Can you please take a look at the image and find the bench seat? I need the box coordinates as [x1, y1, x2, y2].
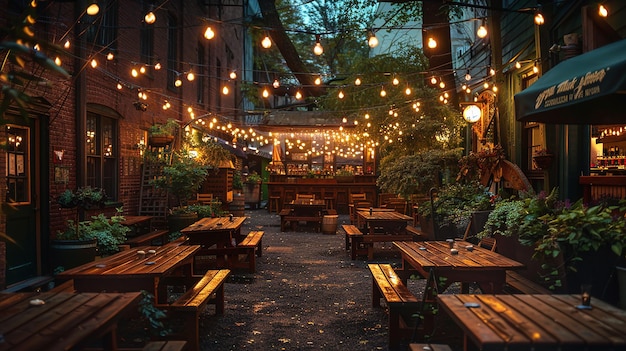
[342, 224, 363, 251]
[505, 270, 552, 294]
[369, 263, 420, 350]
[168, 269, 230, 351]
[280, 208, 322, 232]
[125, 229, 170, 247]
[343, 224, 413, 260]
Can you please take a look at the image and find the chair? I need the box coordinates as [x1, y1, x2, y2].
[196, 193, 213, 205]
[385, 198, 408, 215]
[268, 192, 281, 213]
[478, 237, 497, 251]
[296, 193, 315, 200]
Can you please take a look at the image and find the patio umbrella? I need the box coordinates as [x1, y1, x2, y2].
[515, 38, 626, 124]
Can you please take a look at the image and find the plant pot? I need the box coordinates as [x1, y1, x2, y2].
[533, 155, 554, 170]
[50, 239, 97, 270]
[148, 135, 174, 147]
[167, 212, 198, 233]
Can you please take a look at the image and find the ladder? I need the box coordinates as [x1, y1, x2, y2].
[138, 145, 172, 227]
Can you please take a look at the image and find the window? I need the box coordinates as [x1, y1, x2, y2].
[86, 112, 118, 200]
[6, 125, 29, 204]
[140, 5, 154, 70]
[86, 0, 118, 51]
[521, 72, 544, 171]
[167, 13, 178, 89]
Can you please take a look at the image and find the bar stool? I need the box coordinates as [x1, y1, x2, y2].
[268, 194, 281, 213]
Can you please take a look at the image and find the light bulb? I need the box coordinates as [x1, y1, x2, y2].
[174, 78, 182, 87]
[106, 52, 114, 60]
[261, 35, 272, 48]
[368, 33, 378, 48]
[392, 77, 399, 86]
[534, 12, 544, 25]
[533, 64, 539, 73]
[515, 61, 521, 69]
[380, 87, 386, 97]
[222, 86, 229, 95]
[272, 79, 280, 89]
[64, 40, 70, 49]
[338, 90, 344, 99]
[229, 71, 237, 79]
[314, 77, 321, 85]
[599, 4, 608, 17]
[430, 76, 437, 85]
[90, 58, 97, 68]
[295, 91, 302, 99]
[405, 86, 411, 95]
[484, 81, 489, 89]
[54, 56, 62, 66]
[427, 37, 437, 49]
[154, 62, 161, 70]
[187, 71, 195, 81]
[490, 67, 496, 76]
[262, 88, 269, 98]
[465, 70, 471, 81]
[131, 68, 138, 77]
[313, 42, 323, 55]
[144, 11, 156, 24]
[117, 83, 122, 90]
[477, 23, 487, 38]
[354, 77, 361, 86]
[439, 81, 445, 89]
[139, 66, 146, 74]
[204, 27, 215, 40]
[86, 2, 99, 16]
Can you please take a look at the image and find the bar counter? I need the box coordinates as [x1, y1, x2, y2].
[267, 175, 378, 214]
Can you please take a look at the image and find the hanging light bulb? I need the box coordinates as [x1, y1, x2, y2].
[405, 85, 411, 95]
[295, 91, 302, 100]
[483, 81, 489, 89]
[465, 70, 471, 81]
[439, 80, 445, 89]
[139, 66, 146, 74]
[229, 70, 237, 80]
[86, 1, 99, 16]
[392, 76, 399, 86]
[338, 90, 344, 99]
[174, 77, 182, 87]
[489, 67, 496, 76]
[515, 61, 521, 69]
[204, 27, 215, 40]
[465, 87, 471, 94]
[492, 85, 498, 92]
[187, 71, 195, 81]
[222, 85, 229, 95]
[117, 82, 123, 90]
[534, 12, 545, 25]
[272, 79, 280, 89]
[367, 30, 378, 48]
[314, 77, 321, 85]
[354, 77, 361, 86]
[380, 86, 387, 97]
[427, 37, 437, 49]
[598, 4, 608, 17]
[144, 6, 156, 24]
[313, 35, 323, 55]
[533, 61, 539, 73]
[262, 88, 269, 98]
[54, 56, 62, 66]
[90, 58, 97, 68]
[106, 52, 114, 61]
[154, 62, 161, 70]
[131, 68, 138, 77]
[477, 20, 488, 38]
[64, 39, 70, 49]
[430, 76, 437, 85]
[261, 34, 272, 48]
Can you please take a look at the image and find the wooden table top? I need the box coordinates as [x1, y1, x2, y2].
[438, 294, 626, 351]
[119, 215, 152, 226]
[0, 291, 141, 351]
[180, 216, 246, 234]
[357, 210, 413, 221]
[393, 241, 524, 271]
[290, 199, 326, 206]
[58, 244, 200, 279]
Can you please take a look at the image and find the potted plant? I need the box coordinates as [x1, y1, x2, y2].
[244, 171, 262, 207]
[151, 148, 209, 232]
[335, 168, 355, 183]
[57, 186, 108, 209]
[532, 148, 554, 170]
[148, 118, 179, 147]
[51, 208, 130, 270]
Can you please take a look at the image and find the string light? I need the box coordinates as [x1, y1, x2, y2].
[392, 76, 399, 86]
[465, 70, 471, 81]
[598, 4, 608, 17]
[338, 90, 344, 99]
[54, 56, 62, 66]
[187, 71, 195, 81]
[272, 79, 280, 88]
[477, 20, 488, 38]
[533, 61, 539, 73]
[367, 30, 378, 48]
[427, 37, 437, 49]
[222, 85, 229, 95]
[144, 6, 156, 24]
[313, 35, 323, 55]
[430, 76, 438, 85]
[154, 62, 161, 70]
[139, 66, 146, 74]
[295, 91, 302, 99]
[405, 85, 411, 95]
[314, 77, 321, 85]
[106, 52, 115, 61]
[131, 68, 138, 77]
[117, 82, 123, 90]
[90, 58, 97, 68]
[63, 39, 70, 49]
[515, 61, 521, 69]
[354, 77, 361, 86]
[204, 27, 215, 40]
[229, 70, 237, 80]
[86, 2, 99, 16]
[261, 34, 272, 48]
[262, 88, 269, 98]
[534, 11, 545, 25]
[174, 76, 182, 87]
[379, 86, 386, 97]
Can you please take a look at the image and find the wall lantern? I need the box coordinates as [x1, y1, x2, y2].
[462, 104, 482, 123]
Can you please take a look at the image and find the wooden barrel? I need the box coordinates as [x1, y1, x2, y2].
[230, 192, 245, 217]
[322, 215, 338, 234]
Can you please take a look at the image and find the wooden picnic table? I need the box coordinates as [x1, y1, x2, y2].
[394, 240, 525, 294]
[357, 209, 413, 235]
[438, 294, 626, 351]
[0, 291, 141, 351]
[57, 244, 199, 304]
[180, 216, 246, 267]
[119, 215, 152, 237]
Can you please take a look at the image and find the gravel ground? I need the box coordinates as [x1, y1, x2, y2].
[194, 209, 464, 351]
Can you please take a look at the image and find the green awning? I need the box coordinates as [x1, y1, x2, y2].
[515, 38, 626, 124]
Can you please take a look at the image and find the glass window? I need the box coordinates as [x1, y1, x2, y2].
[86, 112, 117, 200]
[6, 125, 29, 204]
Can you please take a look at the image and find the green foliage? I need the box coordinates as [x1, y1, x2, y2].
[246, 171, 262, 184]
[377, 148, 462, 198]
[148, 118, 179, 136]
[56, 186, 108, 209]
[55, 208, 130, 256]
[183, 131, 231, 169]
[137, 291, 171, 337]
[151, 149, 209, 207]
[187, 203, 224, 219]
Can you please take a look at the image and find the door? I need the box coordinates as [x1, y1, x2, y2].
[3, 115, 46, 285]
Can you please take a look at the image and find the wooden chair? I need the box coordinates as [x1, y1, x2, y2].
[385, 198, 408, 215]
[196, 193, 213, 205]
[295, 193, 315, 200]
[478, 237, 497, 251]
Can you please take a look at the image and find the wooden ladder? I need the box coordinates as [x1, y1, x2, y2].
[138, 145, 172, 227]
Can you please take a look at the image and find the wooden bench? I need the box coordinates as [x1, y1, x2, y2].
[505, 270, 552, 294]
[143, 340, 187, 351]
[369, 263, 420, 350]
[409, 343, 452, 351]
[342, 224, 363, 251]
[405, 225, 426, 241]
[232, 231, 264, 273]
[343, 224, 415, 260]
[2, 275, 54, 292]
[280, 208, 322, 232]
[125, 229, 170, 247]
[168, 269, 230, 351]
